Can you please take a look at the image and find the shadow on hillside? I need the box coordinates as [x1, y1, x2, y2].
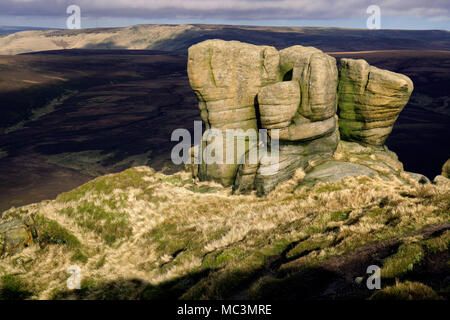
[51, 268, 212, 300]
[46, 224, 449, 300]
[146, 26, 450, 53]
[82, 41, 128, 50]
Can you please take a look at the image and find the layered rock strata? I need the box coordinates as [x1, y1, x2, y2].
[187, 40, 413, 194]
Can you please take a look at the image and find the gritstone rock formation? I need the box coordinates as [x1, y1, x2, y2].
[187, 40, 414, 195]
[338, 58, 414, 146]
[187, 40, 281, 186]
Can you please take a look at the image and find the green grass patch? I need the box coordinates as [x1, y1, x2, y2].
[382, 243, 424, 278]
[162, 176, 182, 185]
[370, 281, 443, 300]
[35, 215, 88, 263]
[314, 184, 345, 193]
[35, 215, 81, 249]
[187, 185, 222, 194]
[423, 230, 450, 254]
[330, 210, 351, 222]
[286, 237, 331, 259]
[68, 201, 132, 245]
[0, 275, 34, 300]
[56, 168, 149, 202]
[145, 223, 200, 257]
[94, 255, 107, 270]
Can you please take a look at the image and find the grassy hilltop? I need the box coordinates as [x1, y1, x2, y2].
[1, 163, 448, 300]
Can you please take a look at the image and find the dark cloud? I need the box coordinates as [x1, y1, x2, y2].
[1, 0, 449, 21]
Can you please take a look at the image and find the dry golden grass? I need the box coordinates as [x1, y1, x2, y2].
[0, 165, 448, 299]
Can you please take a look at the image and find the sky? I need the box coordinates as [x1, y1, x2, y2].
[0, 0, 449, 30]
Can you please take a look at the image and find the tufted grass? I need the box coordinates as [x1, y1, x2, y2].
[0, 165, 448, 299]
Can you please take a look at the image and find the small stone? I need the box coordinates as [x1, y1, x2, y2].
[355, 277, 364, 284]
[405, 172, 431, 184]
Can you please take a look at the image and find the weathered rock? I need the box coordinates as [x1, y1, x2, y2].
[188, 41, 342, 194]
[433, 175, 450, 186]
[277, 115, 337, 142]
[255, 128, 340, 195]
[302, 160, 378, 185]
[233, 154, 259, 194]
[187, 41, 414, 195]
[279, 45, 338, 121]
[187, 40, 281, 186]
[334, 140, 404, 174]
[0, 219, 34, 257]
[188, 39, 280, 131]
[262, 46, 339, 143]
[442, 159, 450, 178]
[258, 81, 300, 129]
[338, 58, 413, 146]
[404, 172, 431, 184]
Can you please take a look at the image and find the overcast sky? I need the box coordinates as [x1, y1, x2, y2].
[0, 0, 449, 30]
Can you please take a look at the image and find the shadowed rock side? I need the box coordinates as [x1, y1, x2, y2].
[187, 40, 414, 195]
[442, 159, 450, 178]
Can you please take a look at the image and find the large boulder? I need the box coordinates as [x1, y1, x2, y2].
[188, 39, 281, 131]
[334, 140, 404, 174]
[0, 218, 35, 257]
[187, 40, 281, 186]
[338, 58, 413, 146]
[279, 45, 338, 121]
[258, 81, 300, 129]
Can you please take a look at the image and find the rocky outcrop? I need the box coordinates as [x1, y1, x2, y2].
[187, 40, 415, 195]
[279, 46, 338, 122]
[337, 58, 413, 146]
[187, 40, 281, 186]
[0, 217, 35, 257]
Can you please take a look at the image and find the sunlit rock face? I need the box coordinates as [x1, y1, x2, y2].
[337, 58, 413, 146]
[187, 40, 281, 186]
[187, 40, 413, 195]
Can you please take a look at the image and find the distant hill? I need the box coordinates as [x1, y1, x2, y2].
[0, 26, 57, 35]
[0, 24, 450, 55]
